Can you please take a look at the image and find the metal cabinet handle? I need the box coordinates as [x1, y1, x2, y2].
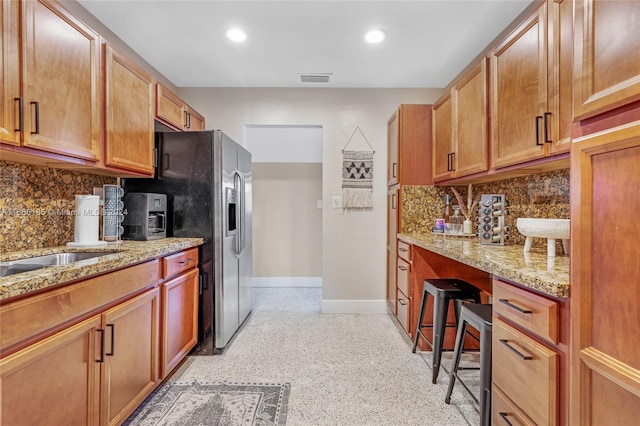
[96, 328, 105, 363]
[398, 248, 408, 252]
[498, 298, 532, 314]
[31, 101, 40, 135]
[544, 112, 552, 143]
[392, 163, 397, 179]
[535, 116, 543, 146]
[499, 339, 533, 360]
[187, 112, 191, 129]
[398, 266, 408, 271]
[15, 98, 24, 132]
[398, 299, 407, 306]
[498, 412, 514, 426]
[179, 257, 194, 265]
[391, 193, 396, 209]
[449, 152, 455, 171]
[106, 324, 115, 356]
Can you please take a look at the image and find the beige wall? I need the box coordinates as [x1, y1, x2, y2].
[253, 163, 322, 277]
[177, 88, 444, 312]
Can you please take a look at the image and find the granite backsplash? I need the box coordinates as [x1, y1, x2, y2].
[0, 161, 116, 252]
[401, 169, 570, 252]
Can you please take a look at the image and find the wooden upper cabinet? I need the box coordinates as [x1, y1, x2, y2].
[104, 44, 155, 176]
[549, 0, 572, 154]
[0, 0, 20, 146]
[186, 104, 205, 131]
[573, 0, 640, 121]
[433, 59, 488, 182]
[490, 4, 548, 169]
[156, 83, 185, 130]
[432, 93, 453, 182]
[155, 84, 205, 131]
[453, 59, 489, 177]
[21, 0, 101, 161]
[387, 109, 399, 186]
[570, 122, 640, 425]
[387, 104, 432, 186]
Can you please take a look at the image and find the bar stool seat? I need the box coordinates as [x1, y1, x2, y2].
[444, 303, 493, 426]
[412, 278, 481, 384]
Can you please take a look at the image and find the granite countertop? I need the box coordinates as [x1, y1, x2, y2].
[0, 238, 204, 301]
[398, 232, 569, 298]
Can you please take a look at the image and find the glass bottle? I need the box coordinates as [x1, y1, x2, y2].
[451, 207, 463, 234]
[443, 194, 452, 228]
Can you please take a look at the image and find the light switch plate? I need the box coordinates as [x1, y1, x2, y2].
[332, 196, 342, 209]
[317, 200, 323, 209]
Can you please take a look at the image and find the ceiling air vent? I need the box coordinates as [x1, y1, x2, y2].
[299, 73, 332, 83]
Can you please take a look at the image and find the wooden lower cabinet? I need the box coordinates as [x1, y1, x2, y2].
[0, 315, 102, 426]
[101, 288, 159, 426]
[492, 277, 569, 425]
[570, 122, 640, 425]
[161, 268, 199, 378]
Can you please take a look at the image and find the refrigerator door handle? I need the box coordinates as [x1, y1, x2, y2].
[238, 171, 247, 256]
[233, 171, 242, 257]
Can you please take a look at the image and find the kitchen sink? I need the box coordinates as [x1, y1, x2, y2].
[0, 252, 114, 278]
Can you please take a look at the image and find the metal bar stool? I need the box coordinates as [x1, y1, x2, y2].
[412, 278, 481, 384]
[444, 303, 493, 426]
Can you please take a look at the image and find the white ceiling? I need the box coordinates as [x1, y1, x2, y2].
[77, 0, 536, 88]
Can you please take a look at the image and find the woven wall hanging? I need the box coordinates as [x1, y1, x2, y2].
[341, 127, 374, 209]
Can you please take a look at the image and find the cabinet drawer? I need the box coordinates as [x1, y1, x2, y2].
[0, 260, 159, 353]
[162, 248, 198, 279]
[397, 258, 410, 296]
[493, 318, 558, 426]
[397, 292, 410, 332]
[492, 386, 535, 426]
[397, 241, 411, 262]
[493, 278, 559, 344]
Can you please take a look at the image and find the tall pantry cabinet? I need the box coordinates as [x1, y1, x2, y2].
[386, 105, 432, 333]
[570, 1, 640, 424]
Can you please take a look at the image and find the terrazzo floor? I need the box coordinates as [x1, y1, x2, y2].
[168, 287, 480, 426]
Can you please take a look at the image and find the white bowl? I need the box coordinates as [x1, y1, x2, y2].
[516, 218, 570, 256]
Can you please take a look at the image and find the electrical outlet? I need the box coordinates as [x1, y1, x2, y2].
[332, 196, 342, 209]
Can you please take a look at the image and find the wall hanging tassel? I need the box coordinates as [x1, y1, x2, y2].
[341, 127, 374, 209]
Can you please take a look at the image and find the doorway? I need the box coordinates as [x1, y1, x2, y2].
[245, 125, 323, 288]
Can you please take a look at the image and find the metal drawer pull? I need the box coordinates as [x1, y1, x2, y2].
[535, 115, 543, 146]
[398, 248, 408, 252]
[398, 299, 407, 306]
[398, 266, 408, 271]
[15, 98, 24, 132]
[498, 412, 514, 426]
[499, 339, 533, 360]
[31, 101, 40, 135]
[499, 298, 532, 314]
[106, 324, 115, 356]
[544, 112, 552, 143]
[96, 328, 105, 363]
[178, 258, 194, 264]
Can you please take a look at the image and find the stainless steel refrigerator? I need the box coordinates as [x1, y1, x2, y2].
[123, 130, 252, 354]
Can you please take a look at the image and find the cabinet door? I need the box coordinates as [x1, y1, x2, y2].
[386, 186, 398, 314]
[0, 0, 20, 146]
[573, 0, 640, 120]
[432, 93, 453, 182]
[161, 268, 198, 378]
[490, 4, 548, 169]
[453, 59, 489, 177]
[156, 83, 185, 130]
[22, 0, 100, 161]
[0, 315, 102, 426]
[104, 44, 155, 175]
[102, 288, 159, 426]
[185, 105, 205, 131]
[548, 0, 572, 154]
[570, 122, 640, 425]
[387, 108, 399, 186]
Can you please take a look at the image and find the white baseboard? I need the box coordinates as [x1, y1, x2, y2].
[253, 277, 323, 288]
[320, 299, 387, 314]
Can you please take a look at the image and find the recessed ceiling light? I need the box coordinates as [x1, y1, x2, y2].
[364, 29, 387, 44]
[226, 28, 247, 42]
